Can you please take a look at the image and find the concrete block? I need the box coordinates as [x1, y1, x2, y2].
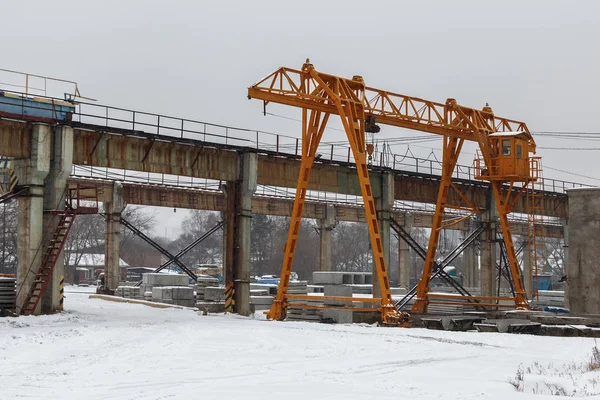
[352, 274, 365, 284]
[322, 309, 353, 324]
[307, 285, 324, 293]
[364, 273, 373, 285]
[152, 287, 173, 301]
[250, 295, 274, 305]
[313, 272, 344, 285]
[250, 283, 278, 295]
[324, 285, 353, 306]
[142, 273, 189, 287]
[171, 287, 194, 300]
[250, 289, 270, 296]
[196, 301, 226, 313]
[173, 299, 196, 307]
[204, 287, 226, 302]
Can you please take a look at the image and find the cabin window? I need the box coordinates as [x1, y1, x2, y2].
[502, 139, 511, 156]
[516, 144, 522, 159]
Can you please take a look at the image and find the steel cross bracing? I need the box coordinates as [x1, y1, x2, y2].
[391, 217, 485, 311]
[118, 217, 198, 282]
[133, 220, 224, 286]
[249, 59, 537, 319]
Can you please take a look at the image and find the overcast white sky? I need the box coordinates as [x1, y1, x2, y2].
[2, 0, 599, 237]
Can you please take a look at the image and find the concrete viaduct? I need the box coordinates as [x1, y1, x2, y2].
[0, 117, 570, 315]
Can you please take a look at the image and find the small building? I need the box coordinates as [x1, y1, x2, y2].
[67, 253, 129, 284]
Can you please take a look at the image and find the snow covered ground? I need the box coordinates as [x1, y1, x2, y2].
[0, 286, 598, 400]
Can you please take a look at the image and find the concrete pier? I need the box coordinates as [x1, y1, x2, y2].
[223, 152, 257, 316]
[462, 222, 479, 288]
[480, 189, 498, 298]
[13, 124, 51, 314]
[566, 188, 600, 314]
[397, 213, 412, 289]
[318, 204, 336, 272]
[373, 172, 394, 298]
[105, 181, 125, 293]
[41, 126, 73, 313]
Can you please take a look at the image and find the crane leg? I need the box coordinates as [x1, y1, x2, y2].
[333, 101, 404, 324]
[490, 181, 529, 308]
[266, 109, 329, 321]
[412, 136, 463, 313]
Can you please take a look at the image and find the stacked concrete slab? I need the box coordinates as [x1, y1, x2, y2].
[140, 273, 189, 298]
[313, 271, 373, 286]
[114, 286, 143, 300]
[152, 286, 195, 307]
[287, 297, 323, 322]
[309, 271, 377, 324]
[195, 277, 220, 301]
[195, 285, 226, 313]
[322, 284, 354, 323]
[250, 283, 278, 296]
[0, 276, 16, 315]
[533, 290, 565, 309]
[287, 280, 308, 295]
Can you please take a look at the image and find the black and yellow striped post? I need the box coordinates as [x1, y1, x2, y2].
[8, 169, 17, 193]
[59, 275, 65, 311]
[224, 281, 235, 313]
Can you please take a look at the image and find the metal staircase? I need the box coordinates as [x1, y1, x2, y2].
[20, 185, 99, 315]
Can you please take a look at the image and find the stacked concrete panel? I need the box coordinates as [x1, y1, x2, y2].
[195, 277, 220, 301]
[152, 286, 195, 307]
[114, 286, 143, 300]
[140, 273, 190, 298]
[250, 283, 278, 295]
[307, 285, 324, 294]
[287, 298, 323, 322]
[250, 295, 274, 311]
[195, 285, 226, 312]
[533, 290, 565, 309]
[0, 277, 16, 315]
[287, 280, 308, 295]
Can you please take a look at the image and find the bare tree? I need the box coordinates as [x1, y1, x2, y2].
[0, 200, 17, 275]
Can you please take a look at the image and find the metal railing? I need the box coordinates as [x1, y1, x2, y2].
[0, 89, 592, 195]
[0, 68, 90, 101]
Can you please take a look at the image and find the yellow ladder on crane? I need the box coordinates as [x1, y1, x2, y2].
[527, 157, 546, 302]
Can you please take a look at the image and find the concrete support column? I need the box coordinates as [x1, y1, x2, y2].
[318, 204, 336, 272]
[462, 219, 480, 288]
[104, 182, 125, 293]
[397, 213, 412, 289]
[14, 124, 51, 314]
[223, 153, 257, 316]
[562, 218, 569, 309]
[565, 188, 600, 314]
[41, 126, 73, 313]
[373, 172, 394, 299]
[480, 189, 498, 297]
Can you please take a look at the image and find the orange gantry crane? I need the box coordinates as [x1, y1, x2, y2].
[248, 59, 539, 324]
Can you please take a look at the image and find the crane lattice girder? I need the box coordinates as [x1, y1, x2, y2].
[248, 64, 534, 145]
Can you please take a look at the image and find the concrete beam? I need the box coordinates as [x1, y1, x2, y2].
[72, 129, 239, 181]
[67, 178, 564, 237]
[0, 119, 31, 158]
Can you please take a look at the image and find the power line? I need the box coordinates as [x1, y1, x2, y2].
[539, 147, 600, 150]
[531, 131, 600, 135]
[544, 165, 600, 182]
